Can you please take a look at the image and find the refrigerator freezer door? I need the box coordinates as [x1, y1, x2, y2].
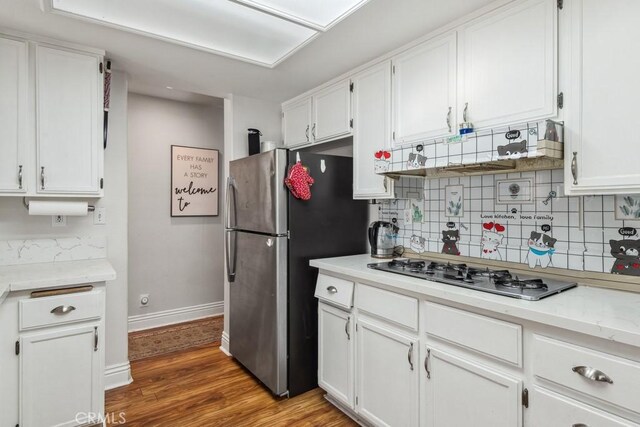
[228, 149, 288, 235]
[229, 230, 288, 396]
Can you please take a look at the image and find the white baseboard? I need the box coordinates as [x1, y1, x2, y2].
[104, 362, 132, 391]
[220, 330, 231, 356]
[128, 301, 224, 332]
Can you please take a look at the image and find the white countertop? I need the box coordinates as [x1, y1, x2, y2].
[0, 258, 116, 302]
[310, 254, 640, 348]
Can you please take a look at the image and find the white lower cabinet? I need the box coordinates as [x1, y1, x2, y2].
[530, 387, 638, 427]
[425, 347, 522, 427]
[21, 324, 103, 427]
[318, 302, 354, 409]
[356, 316, 419, 427]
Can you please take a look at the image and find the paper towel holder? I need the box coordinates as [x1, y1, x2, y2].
[22, 197, 96, 213]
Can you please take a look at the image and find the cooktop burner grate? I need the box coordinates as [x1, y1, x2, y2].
[367, 258, 577, 301]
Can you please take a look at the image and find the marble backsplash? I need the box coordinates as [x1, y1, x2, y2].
[0, 236, 107, 266]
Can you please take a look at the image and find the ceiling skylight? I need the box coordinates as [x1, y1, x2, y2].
[231, 0, 371, 31]
[46, 0, 346, 67]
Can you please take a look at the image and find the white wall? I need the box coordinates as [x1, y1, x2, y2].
[221, 94, 282, 354]
[0, 71, 130, 388]
[127, 94, 225, 328]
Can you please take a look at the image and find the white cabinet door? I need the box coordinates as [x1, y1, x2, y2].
[283, 97, 312, 147]
[425, 347, 522, 427]
[312, 79, 352, 143]
[318, 302, 354, 409]
[356, 317, 419, 427]
[393, 32, 457, 144]
[36, 45, 102, 194]
[564, 0, 640, 195]
[21, 324, 103, 427]
[0, 36, 28, 193]
[529, 387, 637, 427]
[352, 61, 394, 199]
[459, 0, 557, 129]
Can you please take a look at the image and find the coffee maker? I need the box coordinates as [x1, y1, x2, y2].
[368, 221, 399, 258]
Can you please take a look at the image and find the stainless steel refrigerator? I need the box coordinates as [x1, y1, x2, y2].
[225, 148, 368, 397]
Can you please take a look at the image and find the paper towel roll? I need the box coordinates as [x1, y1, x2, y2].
[28, 201, 89, 216]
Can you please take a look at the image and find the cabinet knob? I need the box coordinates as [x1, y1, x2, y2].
[572, 366, 613, 384]
[50, 305, 76, 314]
[326, 286, 338, 294]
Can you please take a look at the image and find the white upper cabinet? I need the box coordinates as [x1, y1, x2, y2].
[0, 36, 28, 193]
[36, 45, 102, 194]
[312, 79, 352, 143]
[282, 97, 312, 147]
[282, 79, 352, 148]
[458, 0, 557, 129]
[352, 61, 394, 199]
[564, 0, 640, 195]
[392, 32, 457, 145]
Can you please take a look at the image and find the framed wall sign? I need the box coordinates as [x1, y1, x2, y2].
[171, 145, 219, 217]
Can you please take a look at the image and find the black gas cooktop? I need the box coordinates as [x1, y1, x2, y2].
[367, 258, 577, 301]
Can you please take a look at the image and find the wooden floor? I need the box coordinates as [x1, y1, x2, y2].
[106, 344, 357, 426]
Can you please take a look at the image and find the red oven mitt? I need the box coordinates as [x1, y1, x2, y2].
[284, 161, 314, 200]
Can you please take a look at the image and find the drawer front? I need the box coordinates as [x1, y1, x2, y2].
[531, 387, 638, 427]
[20, 291, 103, 330]
[533, 335, 640, 415]
[315, 274, 354, 309]
[355, 283, 418, 331]
[425, 302, 522, 366]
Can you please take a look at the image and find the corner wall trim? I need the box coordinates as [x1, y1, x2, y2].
[105, 362, 132, 391]
[128, 301, 224, 332]
[220, 330, 231, 356]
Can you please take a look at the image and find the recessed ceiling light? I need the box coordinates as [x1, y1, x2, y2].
[166, 86, 173, 90]
[45, 0, 322, 67]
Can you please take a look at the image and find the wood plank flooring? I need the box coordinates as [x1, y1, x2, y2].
[105, 344, 357, 426]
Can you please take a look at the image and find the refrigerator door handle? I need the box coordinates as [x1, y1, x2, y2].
[225, 230, 237, 282]
[226, 177, 236, 229]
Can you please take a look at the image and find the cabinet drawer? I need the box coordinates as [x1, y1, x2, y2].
[531, 387, 638, 427]
[533, 335, 640, 415]
[355, 283, 418, 331]
[315, 274, 354, 309]
[20, 290, 103, 330]
[425, 302, 522, 366]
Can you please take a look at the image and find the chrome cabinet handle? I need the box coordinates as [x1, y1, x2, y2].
[326, 286, 338, 294]
[408, 342, 414, 370]
[463, 102, 469, 122]
[40, 166, 45, 190]
[572, 424, 588, 427]
[18, 165, 23, 189]
[50, 305, 76, 314]
[383, 177, 388, 191]
[345, 316, 350, 340]
[446, 107, 452, 132]
[94, 326, 98, 352]
[424, 348, 431, 379]
[312, 123, 316, 140]
[572, 366, 613, 384]
[305, 125, 309, 141]
[571, 152, 578, 185]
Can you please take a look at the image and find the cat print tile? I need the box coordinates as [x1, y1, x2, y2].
[525, 230, 557, 269]
[406, 152, 428, 170]
[442, 229, 461, 256]
[410, 234, 426, 253]
[609, 236, 640, 277]
[374, 150, 391, 173]
[481, 222, 505, 260]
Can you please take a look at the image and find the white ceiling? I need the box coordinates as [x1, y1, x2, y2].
[0, 0, 496, 103]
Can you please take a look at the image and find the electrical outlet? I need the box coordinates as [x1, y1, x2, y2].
[139, 294, 150, 307]
[94, 207, 106, 225]
[52, 215, 66, 227]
